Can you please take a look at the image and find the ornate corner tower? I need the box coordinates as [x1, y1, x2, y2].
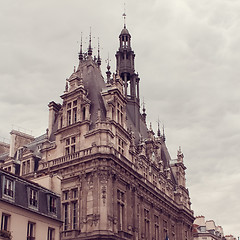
[115, 24, 141, 132]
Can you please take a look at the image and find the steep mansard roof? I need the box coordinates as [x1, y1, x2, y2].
[76, 58, 106, 129]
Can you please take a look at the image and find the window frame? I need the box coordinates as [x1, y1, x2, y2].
[27, 221, 36, 240]
[28, 187, 38, 209]
[47, 227, 55, 240]
[1, 213, 10, 231]
[48, 195, 57, 215]
[2, 176, 15, 200]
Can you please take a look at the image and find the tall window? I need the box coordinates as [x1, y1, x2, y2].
[118, 138, 124, 154]
[66, 100, 78, 126]
[154, 215, 159, 240]
[29, 188, 38, 208]
[3, 177, 14, 198]
[72, 202, 77, 230]
[65, 137, 76, 155]
[144, 209, 150, 239]
[172, 224, 175, 240]
[63, 204, 68, 230]
[72, 100, 77, 124]
[117, 103, 123, 125]
[47, 227, 55, 240]
[27, 222, 35, 240]
[117, 189, 125, 231]
[1, 213, 10, 231]
[163, 220, 168, 239]
[49, 196, 57, 214]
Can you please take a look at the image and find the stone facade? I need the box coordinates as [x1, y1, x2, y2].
[0, 23, 194, 239]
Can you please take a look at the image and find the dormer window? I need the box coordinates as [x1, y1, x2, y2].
[3, 177, 14, 199]
[48, 195, 57, 214]
[29, 188, 38, 208]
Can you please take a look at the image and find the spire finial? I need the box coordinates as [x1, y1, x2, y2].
[157, 118, 161, 137]
[106, 53, 111, 83]
[88, 27, 92, 56]
[142, 97, 146, 113]
[97, 37, 101, 66]
[162, 124, 166, 142]
[142, 98, 147, 123]
[79, 32, 83, 61]
[123, 3, 127, 28]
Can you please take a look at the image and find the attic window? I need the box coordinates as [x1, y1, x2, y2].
[3, 177, 15, 199]
[29, 188, 38, 208]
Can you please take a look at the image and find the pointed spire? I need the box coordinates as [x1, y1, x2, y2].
[162, 124, 166, 142]
[88, 27, 92, 56]
[106, 54, 111, 83]
[123, 3, 127, 28]
[142, 98, 146, 123]
[79, 33, 83, 61]
[157, 119, 161, 137]
[97, 37, 101, 66]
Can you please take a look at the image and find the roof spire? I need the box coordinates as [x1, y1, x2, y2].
[142, 98, 146, 123]
[97, 37, 101, 66]
[162, 124, 166, 142]
[157, 118, 161, 137]
[78, 32, 83, 61]
[106, 53, 111, 83]
[123, 3, 127, 28]
[88, 27, 92, 56]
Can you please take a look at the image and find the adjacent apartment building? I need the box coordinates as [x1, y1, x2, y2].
[193, 216, 237, 240]
[0, 22, 195, 240]
[0, 169, 62, 240]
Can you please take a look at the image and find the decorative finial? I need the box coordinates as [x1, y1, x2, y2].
[157, 118, 161, 137]
[142, 98, 147, 123]
[123, 3, 127, 28]
[74, 66, 76, 73]
[79, 32, 83, 61]
[142, 98, 146, 113]
[162, 124, 166, 142]
[106, 53, 111, 83]
[65, 79, 68, 92]
[97, 37, 101, 66]
[88, 27, 92, 56]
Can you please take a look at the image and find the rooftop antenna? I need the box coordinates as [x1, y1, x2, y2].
[123, 2, 127, 28]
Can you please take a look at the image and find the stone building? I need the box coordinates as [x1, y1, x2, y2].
[0, 169, 62, 240]
[0, 23, 194, 239]
[193, 216, 237, 240]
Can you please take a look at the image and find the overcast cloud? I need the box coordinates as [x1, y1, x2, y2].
[0, 0, 240, 237]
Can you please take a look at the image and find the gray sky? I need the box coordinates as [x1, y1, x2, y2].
[1, 0, 240, 237]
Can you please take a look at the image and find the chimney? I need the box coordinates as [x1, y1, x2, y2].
[9, 130, 34, 158]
